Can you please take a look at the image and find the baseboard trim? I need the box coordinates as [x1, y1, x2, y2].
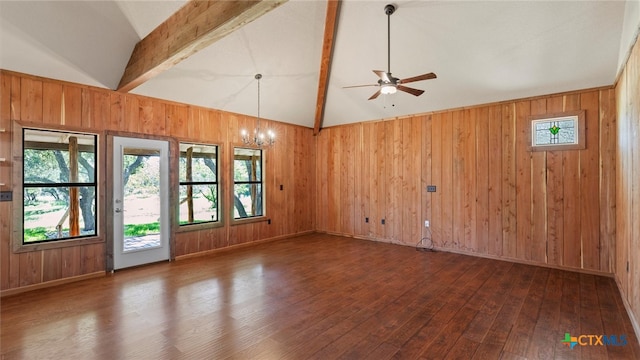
[175, 230, 316, 261]
[615, 277, 640, 347]
[430, 245, 614, 278]
[316, 230, 613, 277]
[1, 271, 106, 298]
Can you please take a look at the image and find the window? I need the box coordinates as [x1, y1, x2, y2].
[233, 147, 263, 219]
[529, 111, 585, 151]
[22, 128, 97, 243]
[179, 143, 219, 225]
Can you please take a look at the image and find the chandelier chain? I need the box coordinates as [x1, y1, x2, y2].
[257, 73, 261, 126]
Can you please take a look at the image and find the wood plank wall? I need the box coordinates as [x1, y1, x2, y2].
[616, 35, 640, 339]
[0, 70, 315, 293]
[315, 87, 617, 275]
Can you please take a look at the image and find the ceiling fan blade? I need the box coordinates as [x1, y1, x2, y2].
[397, 85, 425, 97]
[400, 72, 437, 84]
[373, 70, 390, 82]
[368, 89, 382, 100]
[343, 84, 378, 89]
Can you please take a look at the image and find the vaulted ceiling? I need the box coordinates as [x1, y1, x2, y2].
[1, 1, 638, 130]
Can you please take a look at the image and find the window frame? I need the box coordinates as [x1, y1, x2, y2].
[177, 141, 222, 230]
[528, 110, 586, 152]
[13, 122, 104, 253]
[231, 146, 266, 224]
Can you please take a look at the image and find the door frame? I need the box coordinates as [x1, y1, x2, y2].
[105, 132, 177, 271]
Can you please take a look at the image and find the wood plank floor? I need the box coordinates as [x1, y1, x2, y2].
[1, 233, 638, 359]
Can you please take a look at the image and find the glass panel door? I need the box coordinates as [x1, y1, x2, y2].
[113, 137, 169, 269]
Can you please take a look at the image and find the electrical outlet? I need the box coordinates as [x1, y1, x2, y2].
[0, 191, 12, 202]
[381, 219, 385, 225]
[365, 217, 369, 223]
[424, 220, 430, 228]
[427, 185, 437, 192]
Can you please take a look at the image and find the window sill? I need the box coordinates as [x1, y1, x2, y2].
[177, 221, 224, 233]
[13, 235, 104, 253]
[230, 216, 269, 226]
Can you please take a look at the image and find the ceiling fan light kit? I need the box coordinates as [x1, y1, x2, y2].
[380, 84, 397, 95]
[344, 3, 436, 101]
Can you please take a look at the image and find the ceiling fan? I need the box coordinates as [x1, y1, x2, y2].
[344, 4, 437, 100]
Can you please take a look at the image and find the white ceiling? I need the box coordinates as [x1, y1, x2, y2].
[1, 1, 638, 129]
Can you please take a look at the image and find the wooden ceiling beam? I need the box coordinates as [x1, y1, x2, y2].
[117, 0, 287, 93]
[313, 0, 341, 135]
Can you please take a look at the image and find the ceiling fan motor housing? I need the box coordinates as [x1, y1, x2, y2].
[378, 77, 398, 86]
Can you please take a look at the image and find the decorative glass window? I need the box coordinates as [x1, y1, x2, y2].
[22, 128, 98, 243]
[529, 111, 585, 151]
[233, 147, 263, 219]
[179, 143, 219, 225]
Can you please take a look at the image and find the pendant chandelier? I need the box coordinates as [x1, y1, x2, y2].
[241, 74, 275, 148]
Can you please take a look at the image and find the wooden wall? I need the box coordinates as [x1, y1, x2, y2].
[316, 87, 617, 275]
[0, 70, 315, 293]
[616, 34, 640, 339]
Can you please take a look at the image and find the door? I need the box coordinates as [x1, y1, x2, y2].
[112, 136, 170, 269]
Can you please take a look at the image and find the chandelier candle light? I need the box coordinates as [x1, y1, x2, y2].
[241, 74, 275, 148]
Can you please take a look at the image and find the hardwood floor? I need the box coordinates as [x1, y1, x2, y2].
[1, 233, 638, 359]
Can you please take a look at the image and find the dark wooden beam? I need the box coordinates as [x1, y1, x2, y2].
[117, 0, 288, 92]
[313, 0, 341, 135]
